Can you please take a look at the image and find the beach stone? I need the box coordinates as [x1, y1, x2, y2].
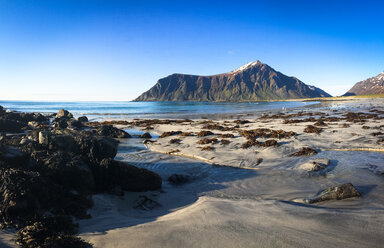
[38, 131, 50, 146]
[77, 116, 88, 123]
[67, 119, 82, 129]
[140, 132, 152, 138]
[304, 183, 361, 204]
[168, 174, 191, 185]
[96, 125, 131, 138]
[52, 117, 69, 129]
[93, 159, 162, 192]
[298, 158, 330, 171]
[56, 109, 73, 119]
[74, 135, 118, 162]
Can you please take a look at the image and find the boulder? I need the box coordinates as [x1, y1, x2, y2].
[77, 116, 88, 123]
[96, 125, 131, 138]
[56, 109, 73, 119]
[304, 183, 361, 204]
[74, 135, 118, 162]
[52, 117, 69, 129]
[140, 132, 152, 139]
[298, 158, 330, 171]
[39, 152, 95, 194]
[38, 131, 50, 146]
[92, 159, 162, 192]
[67, 119, 82, 129]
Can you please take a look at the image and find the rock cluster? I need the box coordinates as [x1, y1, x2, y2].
[0, 107, 162, 247]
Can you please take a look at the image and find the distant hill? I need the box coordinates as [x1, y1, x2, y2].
[134, 61, 331, 101]
[344, 72, 384, 96]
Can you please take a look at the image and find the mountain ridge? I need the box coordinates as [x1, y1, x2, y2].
[134, 61, 332, 102]
[344, 71, 384, 96]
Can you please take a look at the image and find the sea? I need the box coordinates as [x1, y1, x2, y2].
[0, 100, 313, 120]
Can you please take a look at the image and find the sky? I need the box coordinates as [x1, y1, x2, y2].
[0, 0, 383, 101]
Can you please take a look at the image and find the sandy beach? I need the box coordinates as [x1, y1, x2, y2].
[78, 98, 384, 248]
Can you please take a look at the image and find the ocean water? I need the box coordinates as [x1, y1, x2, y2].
[0, 100, 312, 120]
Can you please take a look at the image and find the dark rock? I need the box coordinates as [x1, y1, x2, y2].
[92, 159, 162, 192]
[67, 119, 82, 129]
[0, 117, 25, 133]
[140, 132, 152, 138]
[0, 146, 29, 169]
[169, 138, 181, 144]
[56, 109, 73, 119]
[52, 117, 69, 129]
[77, 116, 88, 123]
[168, 174, 190, 185]
[0, 168, 93, 228]
[74, 135, 118, 162]
[16, 216, 91, 248]
[96, 125, 131, 138]
[305, 183, 361, 204]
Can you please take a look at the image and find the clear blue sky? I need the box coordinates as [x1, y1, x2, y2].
[1, 0, 383, 101]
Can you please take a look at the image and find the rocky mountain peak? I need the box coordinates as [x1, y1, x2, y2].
[134, 61, 331, 101]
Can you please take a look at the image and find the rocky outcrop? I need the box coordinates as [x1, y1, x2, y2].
[344, 71, 384, 96]
[135, 60, 331, 101]
[0, 107, 162, 247]
[0, 109, 49, 133]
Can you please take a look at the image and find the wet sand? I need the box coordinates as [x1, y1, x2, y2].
[79, 98, 384, 248]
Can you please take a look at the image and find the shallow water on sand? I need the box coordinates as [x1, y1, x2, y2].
[116, 134, 384, 209]
[79, 131, 384, 248]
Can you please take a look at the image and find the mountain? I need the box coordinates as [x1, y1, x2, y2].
[134, 60, 331, 101]
[344, 72, 384, 96]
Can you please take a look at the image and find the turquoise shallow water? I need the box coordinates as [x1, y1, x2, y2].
[0, 100, 311, 120]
